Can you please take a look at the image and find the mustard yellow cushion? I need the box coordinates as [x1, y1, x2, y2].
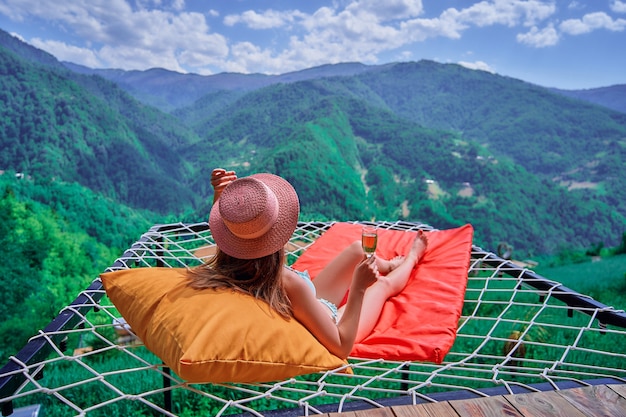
[100, 267, 348, 383]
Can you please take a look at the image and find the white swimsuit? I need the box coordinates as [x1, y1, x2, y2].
[286, 266, 339, 324]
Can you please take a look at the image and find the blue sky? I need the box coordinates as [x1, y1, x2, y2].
[0, 0, 624, 89]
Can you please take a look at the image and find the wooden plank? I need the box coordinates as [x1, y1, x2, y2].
[354, 408, 396, 417]
[448, 395, 523, 417]
[416, 402, 459, 417]
[324, 408, 394, 417]
[390, 403, 434, 417]
[318, 384, 626, 417]
[558, 385, 626, 417]
[504, 390, 586, 417]
[393, 401, 459, 417]
[610, 384, 626, 399]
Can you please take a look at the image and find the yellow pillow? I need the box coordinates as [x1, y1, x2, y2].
[100, 267, 348, 383]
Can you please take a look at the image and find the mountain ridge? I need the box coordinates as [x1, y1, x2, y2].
[176, 76, 626, 254]
[0, 29, 199, 214]
[61, 60, 385, 112]
[63, 55, 626, 115]
[550, 84, 626, 114]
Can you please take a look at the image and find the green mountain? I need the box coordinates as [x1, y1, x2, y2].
[0, 30, 197, 359]
[0, 33, 198, 215]
[3, 27, 626, 256]
[341, 61, 626, 180]
[54, 38, 626, 234]
[0, 171, 160, 362]
[176, 79, 626, 255]
[551, 84, 626, 114]
[62, 61, 379, 112]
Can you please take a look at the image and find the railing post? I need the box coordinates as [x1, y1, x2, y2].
[155, 234, 173, 414]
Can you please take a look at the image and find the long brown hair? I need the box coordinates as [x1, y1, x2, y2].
[187, 247, 292, 318]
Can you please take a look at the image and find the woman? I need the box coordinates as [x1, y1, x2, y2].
[188, 168, 427, 359]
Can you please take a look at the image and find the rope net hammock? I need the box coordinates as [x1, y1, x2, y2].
[1, 221, 625, 416]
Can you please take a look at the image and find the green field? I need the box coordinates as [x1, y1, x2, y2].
[535, 254, 626, 310]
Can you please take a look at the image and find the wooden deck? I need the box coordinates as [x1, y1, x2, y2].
[319, 384, 626, 417]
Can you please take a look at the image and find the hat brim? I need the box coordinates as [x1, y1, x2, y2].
[209, 173, 300, 259]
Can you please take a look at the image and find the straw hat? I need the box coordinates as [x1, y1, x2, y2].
[209, 173, 300, 259]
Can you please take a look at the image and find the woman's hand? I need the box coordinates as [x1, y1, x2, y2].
[211, 168, 237, 203]
[350, 256, 378, 294]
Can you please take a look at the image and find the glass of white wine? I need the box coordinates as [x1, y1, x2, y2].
[361, 225, 378, 258]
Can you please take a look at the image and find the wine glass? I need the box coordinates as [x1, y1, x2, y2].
[361, 225, 378, 258]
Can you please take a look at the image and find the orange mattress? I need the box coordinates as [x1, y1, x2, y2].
[292, 223, 473, 363]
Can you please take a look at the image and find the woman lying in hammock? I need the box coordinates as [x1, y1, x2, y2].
[188, 168, 427, 359]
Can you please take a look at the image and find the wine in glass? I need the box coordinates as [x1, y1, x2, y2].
[361, 226, 378, 258]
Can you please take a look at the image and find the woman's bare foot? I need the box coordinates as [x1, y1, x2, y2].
[374, 230, 429, 296]
[376, 231, 428, 274]
[407, 230, 428, 266]
[377, 256, 405, 275]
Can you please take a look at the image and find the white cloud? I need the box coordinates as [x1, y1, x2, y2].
[567, 1, 586, 11]
[222, 41, 291, 74]
[516, 24, 559, 47]
[560, 12, 626, 35]
[345, 0, 424, 21]
[8, 31, 25, 42]
[397, 50, 414, 60]
[135, 0, 184, 12]
[31, 38, 102, 67]
[0, 0, 229, 72]
[458, 60, 495, 73]
[0, 0, 564, 75]
[195, 0, 558, 73]
[446, 0, 556, 28]
[216, 0, 558, 73]
[172, 0, 184, 11]
[98, 44, 185, 71]
[1, 0, 618, 77]
[401, 14, 465, 42]
[223, 0, 424, 31]
[220, 4, 406, 73]
[223, 9, 303, 29]
[0, 0, 561, 75]
[399, 0, 556, 46]
[611, 1, 626, 13]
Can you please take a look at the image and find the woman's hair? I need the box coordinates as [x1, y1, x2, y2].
[187, 247, 292, 318]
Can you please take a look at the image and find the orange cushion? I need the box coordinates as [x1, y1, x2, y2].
[292, 223, 473, 363]
[101, 268, 348, 383]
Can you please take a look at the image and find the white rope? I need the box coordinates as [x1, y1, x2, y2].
[1, 221, 624, 416]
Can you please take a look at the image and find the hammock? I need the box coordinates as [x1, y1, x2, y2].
[0, 221, 625, 417]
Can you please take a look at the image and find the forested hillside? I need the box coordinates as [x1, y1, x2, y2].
[343, 61, 626, 190]
[551, 84, 626, 114]
[0, 172, 160, 363]
[0, 42, 198, 214]
[63, 61, 379, 112]
[177, 82, 626, 255]
[3, 27, 626, 254]
[0, 31, 192, 361]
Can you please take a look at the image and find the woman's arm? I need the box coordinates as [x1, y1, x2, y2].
[284, 257, 377, 359]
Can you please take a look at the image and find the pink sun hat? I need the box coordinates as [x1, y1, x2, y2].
[209, 173, 300, 259]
